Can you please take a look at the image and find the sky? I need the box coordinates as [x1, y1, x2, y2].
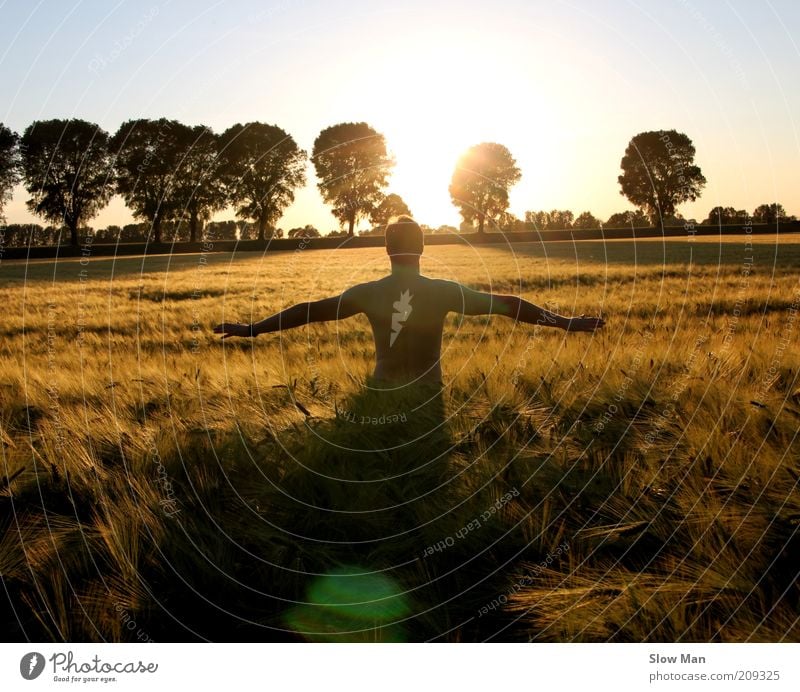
[2, 0, 799, 232]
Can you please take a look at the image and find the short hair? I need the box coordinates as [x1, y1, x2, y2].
[385, 215, 424, 257]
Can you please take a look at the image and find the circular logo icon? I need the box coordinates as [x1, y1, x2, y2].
[20, 652, 45, 680]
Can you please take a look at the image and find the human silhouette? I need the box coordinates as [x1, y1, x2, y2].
[212, 215, 605, 386]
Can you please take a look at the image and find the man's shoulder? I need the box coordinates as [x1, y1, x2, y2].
[429, 277, 458, 288]
[343, 279, 381, 295]
[423, 277, 463, 296]
[340, 279, 385, 308]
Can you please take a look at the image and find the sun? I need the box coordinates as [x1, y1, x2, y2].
[363, 44, 501, 229]
[349, 27, 569, 230]
[383, 122, 473, 228]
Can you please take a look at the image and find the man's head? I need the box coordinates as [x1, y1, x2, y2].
[385, 215, 424, 260]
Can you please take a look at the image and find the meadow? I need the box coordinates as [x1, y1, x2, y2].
[1, 233, 799, 642]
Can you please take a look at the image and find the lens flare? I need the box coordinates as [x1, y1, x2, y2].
[284, 566, 411, 642]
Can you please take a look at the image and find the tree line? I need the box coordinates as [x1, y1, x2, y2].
[0, 120, 794, 247]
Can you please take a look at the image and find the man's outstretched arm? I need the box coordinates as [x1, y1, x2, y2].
[445, 281, 605, 332]
[213, 287, 364, 339]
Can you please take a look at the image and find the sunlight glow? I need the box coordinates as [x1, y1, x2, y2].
[360, 32, 566, 227]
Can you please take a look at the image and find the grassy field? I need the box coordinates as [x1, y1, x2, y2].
[1, 234, 799, 642]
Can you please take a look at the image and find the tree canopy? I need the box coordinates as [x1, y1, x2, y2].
[704, 206, 748, 226]
[497, 212, 524, 233]
[6, 113, 800, 248]
[752, 202, 786, 226]
[618, 130, 706, 225]
[450, 142, 521, 234]
[21, 119, 114, 246]
[523, 209, 574, 230]
[0, 123, 22, 222]
[287, 224, 320, 238]
[312, 122, 394, 237]
[572, 211, 602, 230]
[219, 122, 306, 241]
[370, 192, 411, 227]
[173, 125, 227, 242]
[111, 118, 190, 244]
[605, 210, 651, 228]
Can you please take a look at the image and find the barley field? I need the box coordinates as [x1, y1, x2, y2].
[1, 234, 799, 642]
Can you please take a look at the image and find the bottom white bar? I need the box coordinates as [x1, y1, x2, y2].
[2, 643, 797, 691]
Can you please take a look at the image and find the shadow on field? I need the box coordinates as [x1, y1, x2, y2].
[272, 382, 455, 642]
[142, 381, 537, 643]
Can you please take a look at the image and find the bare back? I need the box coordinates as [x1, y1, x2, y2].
[344, 274, 465, 386]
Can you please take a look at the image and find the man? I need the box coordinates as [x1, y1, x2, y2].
[213, 216, 605, 385]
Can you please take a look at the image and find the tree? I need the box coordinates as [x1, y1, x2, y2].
[21, 119, 113, 247]
[450, 142, 521, 235]
[661, 212, 686, 226]
[498, 211, 524, 233]
[752, 203, 785, 226]
[548, 209, 574, 229]
[205, 220, 238, 240]
[312, 122, 393, 237]
[0, 123, 22, 222]
[522, 210, 572, 230]
[618, 130, 706, 225]
[524, 210, 551, 230]
[606, 210, 651, 228]
[3, 223, 41, 246]
[174, 125, 227, 242]
[369, 192, 411, 227]
[219, 122, 306, 241]
[111, 118, 189, 244]
[288, 224, 320, 238]
[358, 225, 386, 236]
[97, 224, 122, 242]
[41, 225, 61, 245]
[120, 223, 149, 242]
[572, 211, 602, 230]
[704, 206, 749, 226]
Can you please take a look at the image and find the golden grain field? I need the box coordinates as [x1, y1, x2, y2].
[1, 234, 798, 642]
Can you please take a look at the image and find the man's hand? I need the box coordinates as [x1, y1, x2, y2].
[213, 322, 253, 339]
[565, 315, 605, 332]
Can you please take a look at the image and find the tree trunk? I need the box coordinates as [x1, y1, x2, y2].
[189, 212, 199, 243]
[477, 212, 485, 235]
[152, 215, 162, 244]
[68, 219, 79, 247]
[347, 213, 355, 237]
[258, 214, 267, 241]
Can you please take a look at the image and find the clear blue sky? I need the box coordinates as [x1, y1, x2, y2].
[2, 0, 799, 231]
